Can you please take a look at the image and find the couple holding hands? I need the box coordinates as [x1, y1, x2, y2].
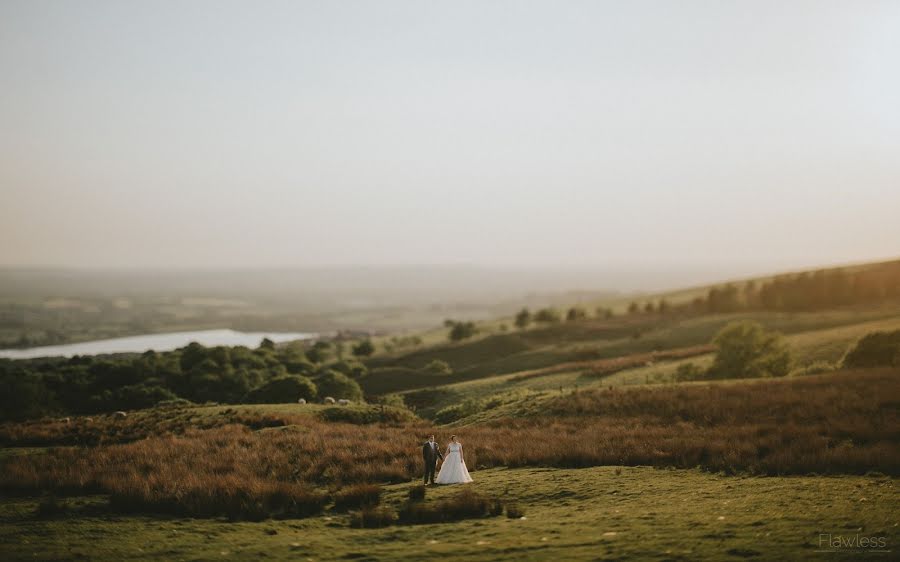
[422, 434, 473, 485]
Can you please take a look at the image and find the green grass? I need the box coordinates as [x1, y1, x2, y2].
[2, 466, 895, 561]
[364, 302, 900, 396]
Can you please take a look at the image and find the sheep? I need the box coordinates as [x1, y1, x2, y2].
[297, 398, 307, 404]
[337, 399, 350, 406]
[62, 417, 71, 424]
[323, 397, 336, 405]
[85, 417, 93, 422]
[114, 411, 128, 419]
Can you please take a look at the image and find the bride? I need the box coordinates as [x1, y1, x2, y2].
[435, 435, 473, 484]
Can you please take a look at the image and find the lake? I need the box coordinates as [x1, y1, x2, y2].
[0, 329, 317, 360]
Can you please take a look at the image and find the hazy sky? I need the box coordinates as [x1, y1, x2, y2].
[1, 1, 898, 271]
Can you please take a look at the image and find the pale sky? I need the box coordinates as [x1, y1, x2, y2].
[1, 1, 898, 271]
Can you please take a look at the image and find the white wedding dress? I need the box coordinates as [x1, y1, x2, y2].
[435, 442, 473, 484]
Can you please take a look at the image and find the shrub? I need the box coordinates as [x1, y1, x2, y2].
[708, 321, 791, 379]
[433, 399, 484, 424]
[514, 308, 531, 329]
[424, 359, 453, 375]
[352, 340, 375, 357]
[350, 506, 397, 528]
[566, 307, 587, 322]
[243, 375, 317, 404]
[328, 360, 368, 378]
[448, 321, 477, 341]
[314, 370, 363, 401]
[333, 484, 381, 511]
[534, 308, 560, 324]
[843, 330, 900, 368]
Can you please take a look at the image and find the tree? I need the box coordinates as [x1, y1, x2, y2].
[514, 308, 531, 329]
[352, 339, 375, 357]
[534, 308, 560, 324]
[305, 341, 332, 364]
[258, 338, 276, 351]
[243, 375, 317, 403]
[708, 321, 792, 379]
[566, 307, 587, 322]
[315, 370, 363, 401]
[628, 302, 640, 315]
[448, 321, 477, 341]
[327, 360, 368, 378]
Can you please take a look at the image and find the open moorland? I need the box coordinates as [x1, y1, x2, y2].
[1, 259, 899, 560]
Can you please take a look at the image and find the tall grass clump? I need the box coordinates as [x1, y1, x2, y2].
[399, 488, 501, 524]
[333, 484, 382, 511]
[350, 506, 397, 528]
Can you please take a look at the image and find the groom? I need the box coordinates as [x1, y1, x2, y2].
[422, 435, 443, 485]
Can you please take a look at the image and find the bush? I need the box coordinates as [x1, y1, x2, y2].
[352, 340, 375, 357]
[424, 359, 453, 375]
[843, 330, 900, 368]
[448, 321, 477, 341]
[708, 321, 791, 379]
[243, 375, 317, 404]
[566, 307, 587, 322]
[314, 370, 363, 401]
[328, 360, 368, 378]
[350, 506, 397, 528]
[534, 308, 560, 324]
[514, 308, 531, 329]
[112, 384, 179, 411]
[333, 484, 381, 511]
[433, 399, 484, 424]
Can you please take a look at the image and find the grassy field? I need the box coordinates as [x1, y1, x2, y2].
[1, 466, 895, 561]
[2, 262, 899, 560]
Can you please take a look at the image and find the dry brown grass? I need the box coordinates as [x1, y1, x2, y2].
[0, 408, 310, 447]
[1, 368, 897, 519]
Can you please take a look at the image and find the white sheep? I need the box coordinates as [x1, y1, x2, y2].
[85, 417, 93, 422]
[114, 411, 128, 419]
[323, 397, 336, 405]
[337, 399, 350, 406]
[297, 398, 307, 404]
[62, 417, 71, 424]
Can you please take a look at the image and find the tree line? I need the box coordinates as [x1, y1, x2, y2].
[0, 339, 367, 421]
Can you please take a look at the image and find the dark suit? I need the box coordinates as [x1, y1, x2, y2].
[422, 440, 443, 484]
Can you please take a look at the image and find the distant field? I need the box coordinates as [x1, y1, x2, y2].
[358, 301, 900, 413]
